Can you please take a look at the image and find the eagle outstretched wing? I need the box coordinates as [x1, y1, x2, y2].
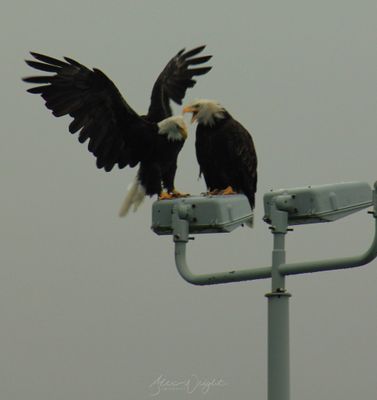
[23, 52, 156, 171]
[147, 46, 212, 122]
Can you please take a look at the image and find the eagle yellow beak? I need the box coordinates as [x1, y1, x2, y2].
[182, 105, 198, 123]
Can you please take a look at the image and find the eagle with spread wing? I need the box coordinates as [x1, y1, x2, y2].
[23, 46, 212, 216]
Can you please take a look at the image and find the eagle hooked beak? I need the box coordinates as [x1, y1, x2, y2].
[182, 105, 198, 124]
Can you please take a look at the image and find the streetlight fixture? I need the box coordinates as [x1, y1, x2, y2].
[151, 181, 377, 400]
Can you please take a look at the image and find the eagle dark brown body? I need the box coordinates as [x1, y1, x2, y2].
[184, 100, 257, 209]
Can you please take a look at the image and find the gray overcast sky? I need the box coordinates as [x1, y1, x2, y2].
[1, 1, 376, 399]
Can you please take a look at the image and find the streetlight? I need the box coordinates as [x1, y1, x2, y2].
[151, 181, 377, 400]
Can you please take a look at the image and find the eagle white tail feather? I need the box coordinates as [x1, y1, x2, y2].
[118, 178, 146, 217]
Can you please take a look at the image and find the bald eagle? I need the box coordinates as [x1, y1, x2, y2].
[23, 46, 212, 216]
[183, 99, 257, 209]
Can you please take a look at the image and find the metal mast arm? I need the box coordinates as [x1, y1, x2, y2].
[174, 241, 272, 285]
[172, 205, 272, 285]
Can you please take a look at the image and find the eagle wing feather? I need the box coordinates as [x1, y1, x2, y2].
[147, 46, 212, 122]
[23, 52, 157, 172]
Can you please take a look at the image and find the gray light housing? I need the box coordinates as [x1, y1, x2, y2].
[263, 181, 373, 225]
[151, 194, 253, 235]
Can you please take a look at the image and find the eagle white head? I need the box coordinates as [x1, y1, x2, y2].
[157, 115, 188, 141]
[183, 99, 226, 127]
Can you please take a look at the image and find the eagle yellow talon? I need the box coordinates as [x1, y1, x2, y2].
[159, 192, 174, 200]
[207, 189, 220, 195]
[220, 186, 237, 195]
[207, 187, 236, 196]
[159, 189, 190, 200]
[172, 189, 190, 198]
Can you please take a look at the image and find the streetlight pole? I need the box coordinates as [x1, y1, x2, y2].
[154, 181, 377, 400]
[266, 205, 290, 400]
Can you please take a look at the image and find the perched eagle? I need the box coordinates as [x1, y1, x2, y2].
[183, 99, 257, 209]
[23, 46, 212, 216]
